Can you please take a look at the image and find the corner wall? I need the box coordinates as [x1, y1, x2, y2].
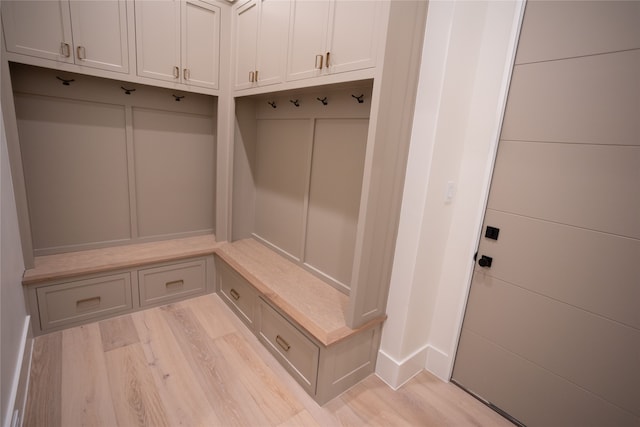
[377, 0, 525, 388]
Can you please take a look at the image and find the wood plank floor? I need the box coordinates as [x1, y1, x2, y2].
[24, 294, 513, 426]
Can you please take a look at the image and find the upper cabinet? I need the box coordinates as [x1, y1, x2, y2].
[135, 0, 220, 90]
[286, 0, 380, 82]
[233, 0, 290, 90]
[2, 0, 130, 74]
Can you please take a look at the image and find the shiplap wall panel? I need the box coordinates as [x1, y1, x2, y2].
[464, 274, 640, 417]
[479, 209, 640, 329]
[502, 50, 640, 145]
[488, 141, 640, 239]
[515, 1, 640, 65]
[455, 330, 639, 427]
[304, 118, 367, 289]
[133, 108, 215, 238]
[16, 94, 131, 251]
[254, 119, 311, 259]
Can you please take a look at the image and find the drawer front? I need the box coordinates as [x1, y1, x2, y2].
[216, 256, 256, 328]
[257, 299, 319, 394]
[37, 273, 132, 331]
[139, 259, 206, 307]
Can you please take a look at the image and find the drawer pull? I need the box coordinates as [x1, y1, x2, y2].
[229, 288, 240, 301]
[76, 296, 101, 310]
[276, 335, 290, 352]
[165, 280, 184, 291]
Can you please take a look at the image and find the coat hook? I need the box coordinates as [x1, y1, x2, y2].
[352, 94, 364, 104]
[121, 86, 136, 95]
[173, 94, 185, 102]
[290, 99, 300, 107]
[56, 76, 74, 86]
[268, 101, 277, 109]
[317, 97, 328, 106]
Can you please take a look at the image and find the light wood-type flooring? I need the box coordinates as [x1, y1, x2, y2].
[24, 294, 513, 426]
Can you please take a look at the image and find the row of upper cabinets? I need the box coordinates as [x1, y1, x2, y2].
[2, 0, 221, 91]
[2, 0, 384, 95]
[233, 0, 382, 91]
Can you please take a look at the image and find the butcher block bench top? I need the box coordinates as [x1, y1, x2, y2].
[22, 235, 221, 286]
[215, 238, 386, 346]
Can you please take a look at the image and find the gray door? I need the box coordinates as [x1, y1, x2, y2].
[452, 2, 640, 426]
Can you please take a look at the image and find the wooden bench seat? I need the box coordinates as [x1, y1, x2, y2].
[215, 238, 385, 347]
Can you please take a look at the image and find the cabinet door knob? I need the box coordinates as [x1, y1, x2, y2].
[315, 54, 323, 70]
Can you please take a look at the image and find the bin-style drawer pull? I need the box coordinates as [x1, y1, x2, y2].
[276, 335, 290, 352]
[76, 296, 101, 310]
[165, 280, 184, 290]
[229, 288, 240, 301]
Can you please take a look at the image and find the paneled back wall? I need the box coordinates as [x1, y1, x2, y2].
[233, 84, 372, 293]
[11, 63, 217, 255]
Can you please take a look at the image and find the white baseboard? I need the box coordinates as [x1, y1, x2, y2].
[375, 345, 428, 390]
[3, 316, 33, 427]
[424, 345, 452, 382]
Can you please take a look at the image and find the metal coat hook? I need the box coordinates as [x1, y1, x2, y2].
[317, 97, 328, 106]
[290, 99, 300, 107]
[121, 86, 136, 95]
[173, 94, 185, 102]
[268, 101, 277, 109]
[56, 76, 74, 86]
[352, 94, 364, 104]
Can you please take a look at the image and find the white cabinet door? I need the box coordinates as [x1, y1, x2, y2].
[327, 0, 379, 74]
[182, 0, 220, 89]
[234, 0, 259, 90]
[255, 0, 290, 87]
[286, 0, 330, 82]
[69, 0, 130, 73]
[286, 0, 378, 82]
[1, 0, 73, 63]
[135, 0, 181, 82]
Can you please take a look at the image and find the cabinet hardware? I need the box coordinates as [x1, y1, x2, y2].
[184, 68, 190, 80]
[276, 335, 291, 352]
[173, 94, 185, 102]
[173, 66, 180, 79]
[121, 86, 136, 95]
[351, 94, 364, 104]
[76, 45, 86, 60]
[315, 54, 323, 69]
[61, 42, 71, 58]
[317, 97, 328, 105]
[229, 288, 240, 301]
[289, 99, 300, 107]
[255, 70, 259, 81]
[76, 296, 101, 309]
[165, 279, 184, 290]
[249, 71, 255, 82]
[325, 51, 330, 68]
[268, 101, 277, 109]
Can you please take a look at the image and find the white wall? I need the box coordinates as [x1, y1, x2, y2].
[377, 0, 525, 388]
[1, 107, 28, 426]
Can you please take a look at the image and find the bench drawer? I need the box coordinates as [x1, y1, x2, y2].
[138, 259, 206, 307]
[37, 273, 132, 331]
[257, 298, 319, 394]
[216, 256, 256, 328]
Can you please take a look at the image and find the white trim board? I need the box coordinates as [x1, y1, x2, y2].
[3, 316, 33, 427]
